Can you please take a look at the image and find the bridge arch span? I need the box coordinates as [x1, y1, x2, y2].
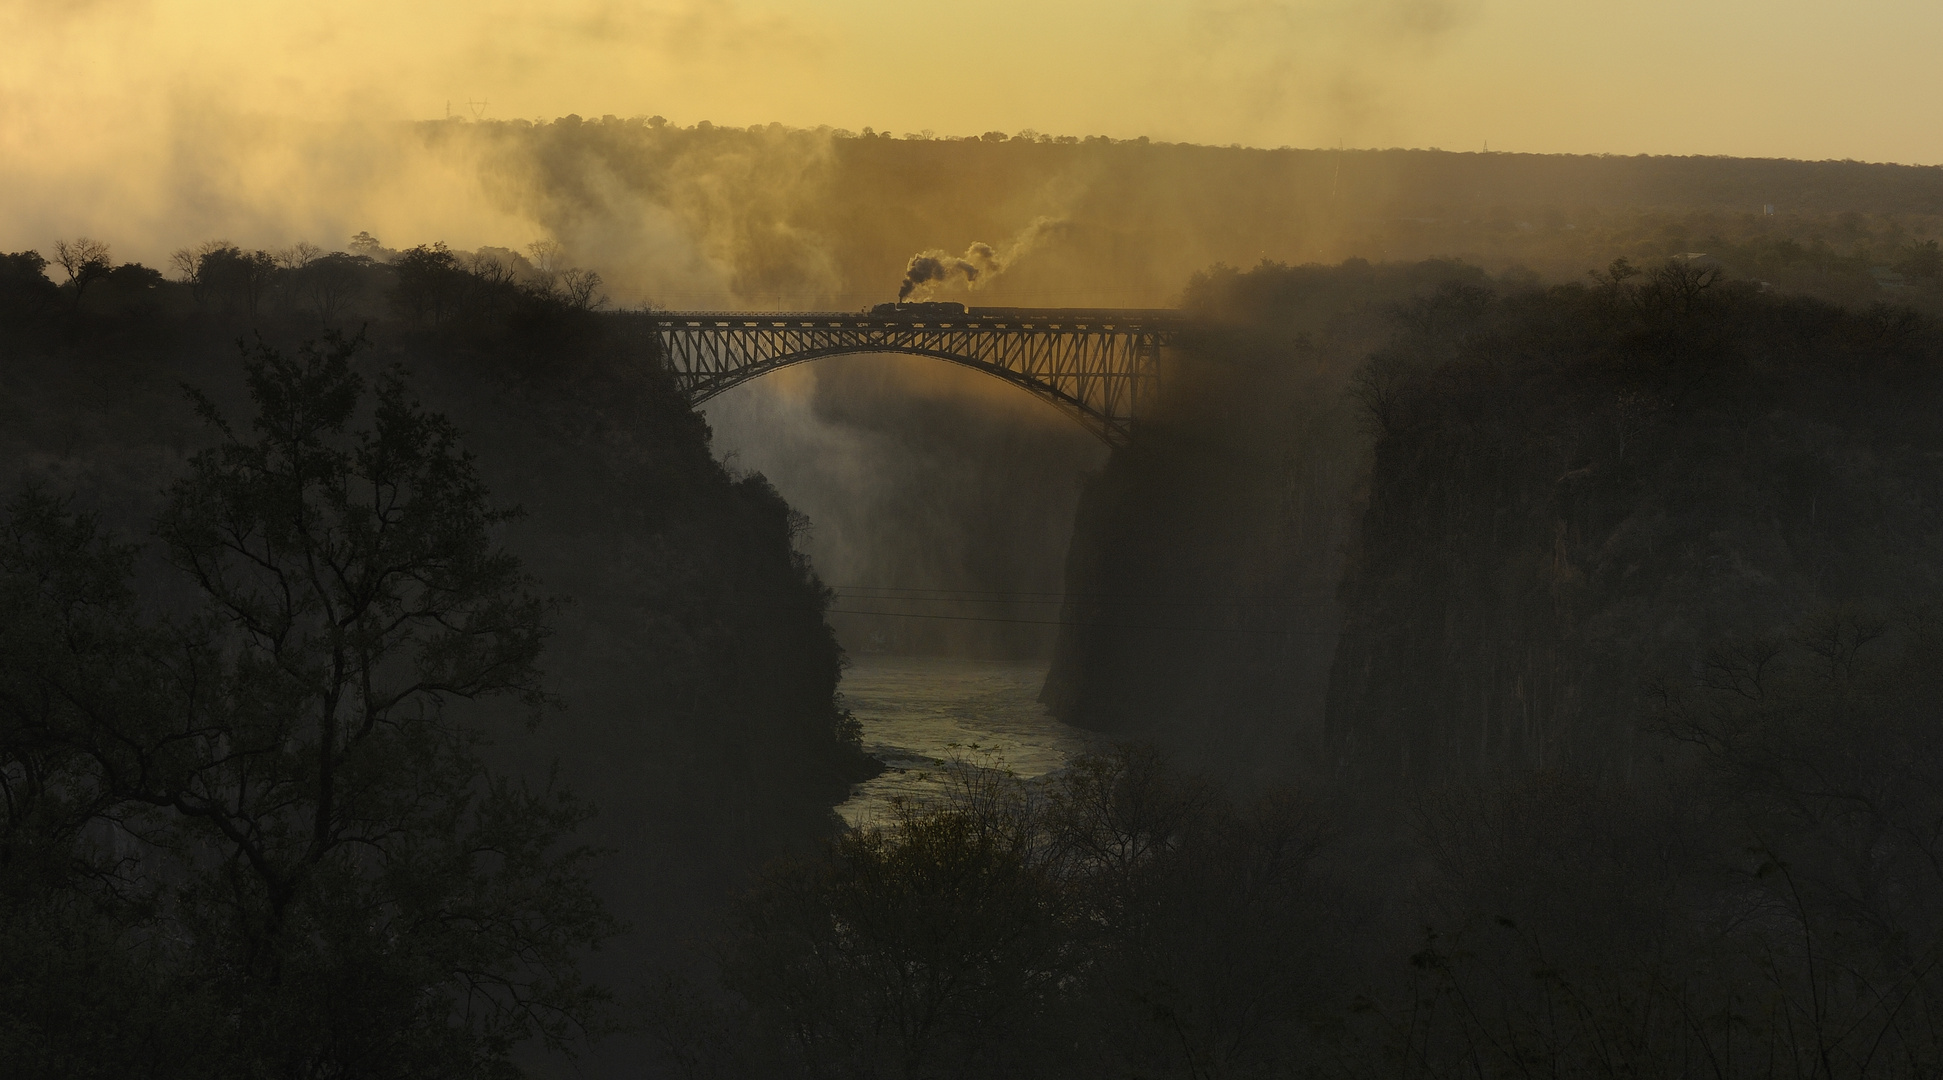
[647, 309, 1183, 448]
[686, 343, 1134, 447]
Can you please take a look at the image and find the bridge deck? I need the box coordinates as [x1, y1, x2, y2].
[646, 307, 1187, 330]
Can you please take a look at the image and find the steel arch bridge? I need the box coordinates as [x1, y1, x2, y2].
[646, 307, 1186, 447]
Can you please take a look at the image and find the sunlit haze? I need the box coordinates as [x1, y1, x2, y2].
[6, 0, 1940, 159]
[5, 0, 1935, 284]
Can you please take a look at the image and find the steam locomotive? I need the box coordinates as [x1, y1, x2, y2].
[868, 301, 967, 318]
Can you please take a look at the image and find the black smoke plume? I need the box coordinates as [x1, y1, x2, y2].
[898, 241, 999, 300]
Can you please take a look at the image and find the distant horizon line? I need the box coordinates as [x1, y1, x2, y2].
[409, 114, 1943, 171]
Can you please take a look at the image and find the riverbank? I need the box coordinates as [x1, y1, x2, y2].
[836, 656, 1094, 827]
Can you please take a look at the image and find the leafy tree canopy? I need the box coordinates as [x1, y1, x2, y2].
[0, 334, 616, 1078]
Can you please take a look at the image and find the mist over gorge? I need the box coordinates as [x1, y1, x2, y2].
[9, 101, 1943, 1078]
[421, 117, 1943, 662]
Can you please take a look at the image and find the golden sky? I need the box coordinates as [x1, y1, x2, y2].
[4, 0, 1939, 268]
[6, 0, 1940, 160]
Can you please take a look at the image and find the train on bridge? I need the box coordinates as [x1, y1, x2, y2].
[869, 301, 967, 318]
[865, 301, 1185, 322]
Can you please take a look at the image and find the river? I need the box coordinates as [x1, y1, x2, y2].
[834, 655, 1096, 828]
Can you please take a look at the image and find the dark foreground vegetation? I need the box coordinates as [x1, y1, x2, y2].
[0, 242, 874, 1076]
[8, 223, 1943, 1079]
[662, 705, 1943, 1079]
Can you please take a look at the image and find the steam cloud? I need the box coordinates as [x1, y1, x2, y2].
[895, 216, 1065, 301]
[897, 242, 997, 300]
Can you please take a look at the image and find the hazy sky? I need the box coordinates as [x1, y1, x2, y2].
[5, 0, 1939, 162]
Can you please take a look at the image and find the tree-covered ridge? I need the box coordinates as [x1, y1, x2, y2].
[1330, 261, 1943, 780]
[424, 115, 1943, 310]
[0, 239, 878, 1075]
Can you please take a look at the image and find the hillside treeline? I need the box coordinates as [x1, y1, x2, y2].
[438, 115, 1943, 310]
[0, 241, 876, 1075]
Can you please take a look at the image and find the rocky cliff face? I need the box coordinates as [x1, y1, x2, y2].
[1046, 259, 1943, 787]
[1042, 260, 1483, 782]
[1328, 266, 1943, 783]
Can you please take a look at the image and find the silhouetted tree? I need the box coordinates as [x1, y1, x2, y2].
[291, 250, 372, 321]
[718, 763, 1069, 1080]
[198, 245, 280, 319]
[560, 267, 608, 312]
[52, 237, 111, 309]
[0, 250, 59, 320]
[1896, 238, 1942, 280]
[1651, 612, 1943, 1077]
[392, 242, 465, 325]
[0, 334, 616, 1076]
[525, 239, 565, 295]
[275, 240, 323, 272]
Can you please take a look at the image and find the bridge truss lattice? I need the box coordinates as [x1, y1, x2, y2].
[647, 309, 1184, 447]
